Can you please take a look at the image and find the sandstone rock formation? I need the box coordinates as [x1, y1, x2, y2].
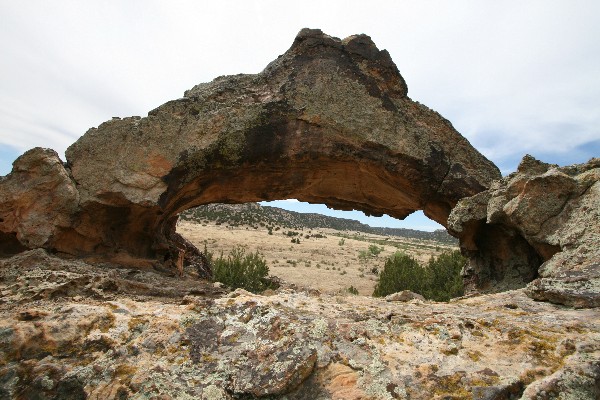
[1, 28, 598, 308]
[1, 250, 598, 399]
[0, 148, 79, 257]
[0, 28, 499, 274]
[1, 27, 599, 400]
[448, 155, 600, 307]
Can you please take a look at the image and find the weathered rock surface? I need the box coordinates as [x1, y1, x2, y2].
[0, 28, 499, 273]
[448, 155, 600, 307]
[1, 251, 599, 399]
[0, 148, 79, 256]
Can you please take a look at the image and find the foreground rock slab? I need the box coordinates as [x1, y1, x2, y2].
[1, 251, 598, 399]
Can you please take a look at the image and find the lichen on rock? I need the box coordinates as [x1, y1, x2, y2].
[1, 250, 599, 399]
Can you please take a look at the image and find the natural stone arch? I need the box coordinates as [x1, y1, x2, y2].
[1, 29, 499, 276]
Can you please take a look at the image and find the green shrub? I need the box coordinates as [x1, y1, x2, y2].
[373, 252, 425, 297]
[372, 250, 465, 301]
[425, 250, 465, 301]
[358, 250, 369, 263]
[212, 246, 272, 293]
[368, 244, 383, 257]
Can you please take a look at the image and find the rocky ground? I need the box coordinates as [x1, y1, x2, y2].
[1, 250, 598, 399]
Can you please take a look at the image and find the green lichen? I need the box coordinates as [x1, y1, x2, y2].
[128, 317, 149, 333]
[180, 313, 202, 328]
[202, 384, 228, 400]
[97, 312, 116, 333]
[507, 327, 561, 367]
[433, 372, 470, 399]
[311, 318, 329, 339]
[114, 364, 137, 386]
[467, 350, 483, 362]
[216, 131, 245, 165]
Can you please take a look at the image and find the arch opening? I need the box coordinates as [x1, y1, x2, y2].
[175, 200, 459, 295]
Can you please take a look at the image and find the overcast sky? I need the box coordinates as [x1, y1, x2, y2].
[1, 1, 598, 231]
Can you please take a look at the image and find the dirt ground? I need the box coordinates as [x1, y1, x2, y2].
[177, 220, 457, 296]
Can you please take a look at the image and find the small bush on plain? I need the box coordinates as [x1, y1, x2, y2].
[347, 285, 359, 295]
[368, 244, 383, 257]
[211, 246, 272, 293]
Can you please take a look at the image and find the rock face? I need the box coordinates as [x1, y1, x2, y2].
[0, 28, 499, 273]
[448, 155, 600, 307]
[1, 250, 599, 399]
[0, 148, 79, 257]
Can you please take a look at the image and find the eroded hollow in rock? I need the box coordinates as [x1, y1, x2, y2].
[448, 155, 600, 305]
[459, 222, 542, 293]
[0, 231, 28, 257]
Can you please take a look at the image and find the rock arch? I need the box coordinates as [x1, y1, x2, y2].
[0, 29, 499, 276]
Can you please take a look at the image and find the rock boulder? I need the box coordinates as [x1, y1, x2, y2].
[0, 148, 79, 256]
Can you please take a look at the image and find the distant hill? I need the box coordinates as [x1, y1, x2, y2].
[181, 203, 457, 245]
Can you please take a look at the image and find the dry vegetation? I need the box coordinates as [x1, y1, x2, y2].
[177, 220, 457, 295]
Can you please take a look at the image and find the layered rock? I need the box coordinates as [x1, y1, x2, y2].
[448, 155, 600, 307]
[0, 28, 499, 273]
[1, 250, 599, 399]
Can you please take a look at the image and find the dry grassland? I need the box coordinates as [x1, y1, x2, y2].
[178, 221, 457, 296]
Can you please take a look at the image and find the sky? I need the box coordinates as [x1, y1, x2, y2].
[1, 1, 599, 231]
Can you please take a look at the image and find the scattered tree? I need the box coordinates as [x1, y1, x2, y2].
[373, 252, 425, 297]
